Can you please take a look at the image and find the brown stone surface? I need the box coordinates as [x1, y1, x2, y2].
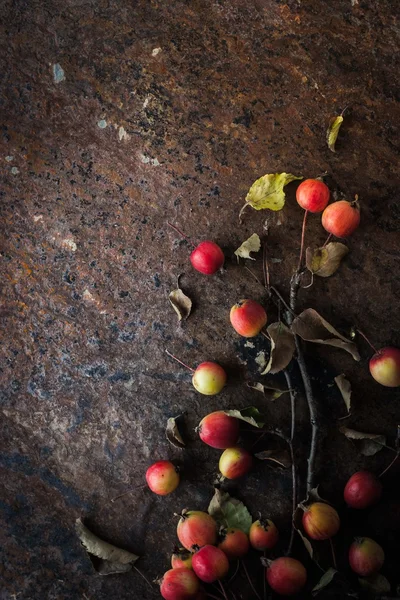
[1, 0, 400, 598]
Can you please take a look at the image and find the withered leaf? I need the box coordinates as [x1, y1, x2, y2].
[335, 374, 351, 414]
[306, 243, 349, 278]
[166, 415, 186, 449]
[291, 308, 360, 361]
[234, 233, 261, 261]
[359, 574, 391, 595]
[254, 449, 291, 468]
[312, 569, 338, 595]
[76, 518, 139, 576]
[293, 503, 315, 560]
[247, 381, 290, 401]
[223, 406, 264, 428]
[169, 288, 192, 321]
[339, 427, 386, 456]
[327, 115, 344, 153]
[261, 322, 295, 375]
[208, 488, 252, 534]
[240, 173, 303, 219]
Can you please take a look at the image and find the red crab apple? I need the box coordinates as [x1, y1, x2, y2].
[349, 537, 385, 576]
[302, 502, 340, 540]
[219, 447, 253, 479]
[369, 347, 400, 387]
[249, 519, 279, 551]
[296, 178, 330, 213]
[230, 299, 267, 337]
[266, 557, 307, 596]
[344, 471, 383, 509]
[145, 460, 179, 495]
[218, 528, 250, 559]
[321, 198, 360, 238]
[192, 545, 229, 583]
[197, 411, 240, 449]
[172, 547, 193, 570]
[192, 362, 227, 395]
[190, 241, 225, 275]
[177, 510, 218, 550]
[160, 567, 199, 600]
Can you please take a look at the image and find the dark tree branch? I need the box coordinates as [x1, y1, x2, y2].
[284, 369, 297, 556]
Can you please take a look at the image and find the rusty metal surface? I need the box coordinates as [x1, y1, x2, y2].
[1, 0, 400, 598]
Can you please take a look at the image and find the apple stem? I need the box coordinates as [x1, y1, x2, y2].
[133, 565, 154, 590]
[329, 538, 337, 569]
[263, 551, 267, 600]
[167, 222, 196, 249]
[322, 233, 333, 248]
[241, 561, 262, 600]
[110, 484, 146, 502]
[284, 369, 297, 557]
[356, 329, 379, 354]
[218, 580, 229, 600]
[263, 241, 270, 291]
[297, 210, 308, 272]
[165, 349, 195, 372]
[379, 451, 400, 478]
[206, 594, 224, 600]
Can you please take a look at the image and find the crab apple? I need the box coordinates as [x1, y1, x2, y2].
[321, 199, 360, 238]
[177, 511, 218, 550]
[192, 362, 227, 396]
[344, 471, 383, 509]
[190, 241, 224, 275]
[172, 548, 193, 570]
[219, 447, 253, 479]
[160, 567, 200, 600]
[302, 502, 340, 540]
[230, 299, 267, 337]
[197, 411, 240, 449]
[145, 460, 179, 496]
[218, 528, 250, 559]
[266, 557, 307, 596]
[369, 347, 400, 387]
[192, 545, 229, 583]
[349, 537, 385, 576]
[296, 179, 330, 213]
[249, 519, 279, 551]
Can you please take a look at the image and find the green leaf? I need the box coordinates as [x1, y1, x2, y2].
[312, 568, 338, 595]
[223, 406, 265, 428]
[240, 173, 303, 218]
[208, 488, 252, 533]
[327, 115, 344, 152]
[234, 233, 261, 261]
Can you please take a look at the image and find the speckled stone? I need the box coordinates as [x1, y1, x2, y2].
[1, 0, 399, 598]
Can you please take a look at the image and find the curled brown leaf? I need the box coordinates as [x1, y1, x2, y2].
[261, 322, 296, 375]
[166, 415, 186, 449]
[339, 427, 386, 456]
[334, 374, 351, 414]
[306, 243, 349, 278]
[169, 288, 192, 321]
[254, 449, 291, 468]
[247, 381, 291, 401]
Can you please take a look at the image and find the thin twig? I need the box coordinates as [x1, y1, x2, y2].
[110, 485, 144, 502]
[379, 452, 400, 478]
[165, 349, 195, 372]
[227, 559, 240, 586]
[284, 369, 297, 556]
[263, 551, 267, 600]
[133, 566, 155, 591]
[329, 538, 337, 569]
[241, 561, 262, 600]
[270, 286, 297, 319]
[218, 580, 229, 600]
[356, 328, 379, 354]
[206, 594, 224, 600]
[297, 210, 308, 272]
[263, 241, 270, 291]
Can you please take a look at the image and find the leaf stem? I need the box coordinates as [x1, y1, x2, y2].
[263, 241, 270, 291]
[241, 561, 262, 600]
[297, 210, 308, 272]
[356, 329, 379, 354]
[167, 222, 195, 248]
[165, 349, 195, 372]
[284, 369, 297, 556]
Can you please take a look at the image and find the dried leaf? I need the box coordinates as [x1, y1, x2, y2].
[327, 115, 344, 152]
[261, 322, 295, 375]
[223, 406, 264, 428]
[291, 308, 360, 361]
[166, 415, 186, 449]
[240, 173, 303, 217]
[359, 574, 391, 595]
[306, 243, 349, 278]
[254, 449, 291, 468]
[312, 569, 338, 595]
[208, 488, 252, 534]
[339, 427, 386, 456]
[335, 374, 351, 414]
[75, 518, 139, 576]
[293, 503, 315, 559]
[169, 288, 192, 321]
[247, 381, 290, 401]
[234, 233, 261, 261]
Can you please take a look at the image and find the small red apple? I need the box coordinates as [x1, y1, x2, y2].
[302, 502, 340, 540]
[344, 471, 383, 509]
[146, 460, 180, 495]
[172, 547, 193, 569]
[218, 528, 250, 559]
[160, 567, 199, 600]
[192, 545, 229, 583]
[349, 537, 384, 576]
[296, 179, 330, 213]
[321, 199, 360, 238]
[177, 511, 218, 551]
[230, 299, 267, 337]
[190, 241, 224, 275]
[249, 519, 279, 551]
[266, 557, 307, 596]
[219, 447, 253, 479]
[197, 411, 240, 449]
[369, 347, 400, 387]
[192, 362, 227, 395]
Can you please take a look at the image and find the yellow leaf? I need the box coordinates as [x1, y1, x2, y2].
[327, 115, 344, 153]
[306, 242, 349, 277]
[234, 233, 261, 261]
[240, 173, 302, 218]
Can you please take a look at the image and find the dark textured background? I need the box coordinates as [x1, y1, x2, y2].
[1, 0, 399, 598]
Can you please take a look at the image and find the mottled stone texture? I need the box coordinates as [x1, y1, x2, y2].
[1, 0, 399, 598]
